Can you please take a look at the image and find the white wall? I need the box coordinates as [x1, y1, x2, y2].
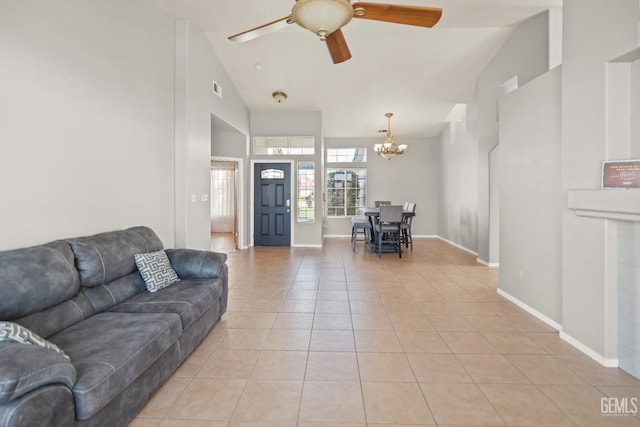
[0, 1, 250, 252]
[498, 66, 563, 324]
[475, 11, 552, 265]
[212, 128, 248, 160]
[325, 137, 439, 237]
[174, 21, 250, 250]
[0, 0, 176, 250]
[561, 0, 640, 357]
[438, 12, 553, 261]
[631, 59, 640, 157]
[437, 119, 478, 252]
[618, 222, 640, 377]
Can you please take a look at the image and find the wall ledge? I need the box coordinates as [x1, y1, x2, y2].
[568, 189, 640, 222]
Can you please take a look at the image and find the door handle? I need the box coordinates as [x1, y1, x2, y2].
[286, 199, 290, 207]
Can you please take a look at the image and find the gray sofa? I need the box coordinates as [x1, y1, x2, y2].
[0, 226, 228, 427]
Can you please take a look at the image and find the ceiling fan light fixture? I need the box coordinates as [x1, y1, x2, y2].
[272, 91, 287, 103]
[291, 0, 354, 40]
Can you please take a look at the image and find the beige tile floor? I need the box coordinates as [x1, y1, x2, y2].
[131, 235, 640, 426]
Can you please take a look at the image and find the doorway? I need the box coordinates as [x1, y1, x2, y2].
[253, 162, 291, 246]
[211, 161, 238, 250]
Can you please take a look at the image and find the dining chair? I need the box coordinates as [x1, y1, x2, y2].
[374, 205, 403, 258]
[351, 216, 372, 253]
[374, 200, 391, 207]
[401, 202, 416, 252]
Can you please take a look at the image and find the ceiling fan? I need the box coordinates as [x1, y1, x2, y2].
[228, 0, 442, 64]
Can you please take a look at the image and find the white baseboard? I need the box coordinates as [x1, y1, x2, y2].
[476, 258, 500, 268]
[497, 288, 618, 368]
[496, 288, 562, 331]
[559, 331, 618, 368]
[436, 236, 478, 257]
[434, 237, 498, 267]
[291, 244, 323, 248]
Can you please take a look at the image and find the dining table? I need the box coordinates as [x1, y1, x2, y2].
[362, 207, 415, 253]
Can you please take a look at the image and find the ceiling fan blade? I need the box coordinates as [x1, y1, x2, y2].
[228, 16, 292, 43]
[352, 2, 442, 28]
[325, 29, 352, 64]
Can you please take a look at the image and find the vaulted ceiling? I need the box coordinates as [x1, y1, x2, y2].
[147, 0, 562, 138]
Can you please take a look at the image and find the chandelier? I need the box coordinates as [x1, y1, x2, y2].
[373, 113, 407, 160]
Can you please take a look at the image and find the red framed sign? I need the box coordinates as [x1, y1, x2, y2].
[601, 159, 640, 188]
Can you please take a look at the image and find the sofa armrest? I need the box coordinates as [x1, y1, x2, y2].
[0, 343, 76, 404]
[165, 249, 228, 279]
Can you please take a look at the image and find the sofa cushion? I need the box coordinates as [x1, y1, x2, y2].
[48, 312, 181, 420]
[134, 250, 180, 292]
[0, 322, 69, 360]
[80, 271, 147, 314]
[166, 249, 228, 279]
[14, 292, 95, 339]
[108, 279, 223, 329]
[67, 226, 163, 287]
[0, 240, 79, 320]
[0, 343, 76, 404]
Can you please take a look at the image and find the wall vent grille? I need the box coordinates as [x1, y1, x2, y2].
[213, 81, 222, 98]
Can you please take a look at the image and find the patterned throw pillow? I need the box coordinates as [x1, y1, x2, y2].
[134, 250, 180, 293]
[0, 322, 70, 360]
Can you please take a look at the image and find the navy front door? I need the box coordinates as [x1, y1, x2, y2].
[254, 163, 291, 246]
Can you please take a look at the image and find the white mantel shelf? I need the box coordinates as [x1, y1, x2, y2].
[568, 189, 640, 222]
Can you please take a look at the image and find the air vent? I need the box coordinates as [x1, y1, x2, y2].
[212, 81, 222, 98]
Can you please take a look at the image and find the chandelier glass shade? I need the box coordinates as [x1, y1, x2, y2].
[291, 0, 354, 40]
[373, 113, 407, 160]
